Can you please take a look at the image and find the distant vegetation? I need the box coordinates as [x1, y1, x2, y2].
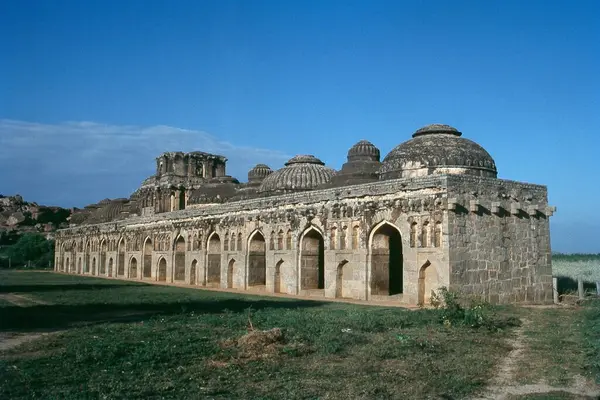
[552, 253, 600, 282]
[0, 232, 54, 269]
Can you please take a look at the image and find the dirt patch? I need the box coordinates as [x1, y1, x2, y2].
[221, 328, 286, 361]
[0, 331, 61, 353]
[0, 293, 52, 307]
[0, 294, 60, 352]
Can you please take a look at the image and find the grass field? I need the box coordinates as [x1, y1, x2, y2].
[552, 254, 600, 282]
[0, 271, 599, 399]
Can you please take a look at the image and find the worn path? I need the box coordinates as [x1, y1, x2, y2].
[472, 318, 600, 400]
[0, 293, 58, 352]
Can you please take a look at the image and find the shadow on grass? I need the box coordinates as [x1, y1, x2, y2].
[0, 298, 327, 332]
[0, 283, 145, 293]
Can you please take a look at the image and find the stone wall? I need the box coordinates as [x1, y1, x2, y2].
[446, 175, 553, 304]
[54, 175, 554, 305]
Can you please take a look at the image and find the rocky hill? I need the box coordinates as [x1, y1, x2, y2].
[0, 194, 71, 238]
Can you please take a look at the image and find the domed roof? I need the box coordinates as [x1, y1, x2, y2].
[248, 163, 273, 184]
[379, 124, 497, 180]
[347, 140, 380, 162]
[259, 155, 335, 193]
[327, 140, 381, 188]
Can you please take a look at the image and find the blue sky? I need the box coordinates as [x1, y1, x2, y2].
[0, 0, 598, 253]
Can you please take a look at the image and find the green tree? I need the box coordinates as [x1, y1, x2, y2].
[4, 233, 54, 269]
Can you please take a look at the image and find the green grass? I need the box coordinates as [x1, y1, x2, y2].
[0, 271, 599, 399]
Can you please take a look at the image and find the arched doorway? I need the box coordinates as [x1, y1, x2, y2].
[85, 241, 91, 274]
[418, 261, 437, 306]
[227, 259, 235, 288]
[157, 258, 167, 282]
[274, 260, 284, 294]
[77, 258, 82, 274]
[370, 222, 403, 296]
[143, 238, 152, 278]
[117, 239, 125, 276]
[108, 258, 113, 276]
[207, 233, 221, 287]
[100, 240, 107, 275]
[65, 257, 70, 274]
[248, 231, 266, 289]
[130, 257, 138, 279]
[190, 260, 197, 285]
[336, 260, 350, 299]
[91, 258, 96, 275]
[174, 236, 186, 281]
[300, 228, 325, 292]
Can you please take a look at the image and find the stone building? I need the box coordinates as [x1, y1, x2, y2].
[55, 124, 555, 305]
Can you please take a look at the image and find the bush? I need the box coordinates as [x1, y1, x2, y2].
[430, 287, 520, 331]
[1, 233, 54, 269]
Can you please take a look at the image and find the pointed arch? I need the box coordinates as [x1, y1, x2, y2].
[352, 225, 360, 250]
[434, 221, 442, 248]
[117, 237, 126, 276]
[421, 221, 430, 248]
[330, 226, 338, 250]
[336, 259, 350, 299]
[206, 232, 221, 287]
[277, 230, 284, 250]
[129, 257, 138, 278]
[100, 238, 107, 275]
[157, 257, 167, 282]
[85, 240, 91, 273]
[108, 257, 113, 276]
[410, 222, 418, 248]
[227, 258, 235, 288]
[142, 236, 152, 278]
[299, 226, 325, 291]
[174, 235, 186, 281]
[418, 260, 437, 305]
[275, 259, 284, 294]
[340, 226, 347, 250]
[269, 231, 275, 250]
[248, 230, 266, 288]
[236, 233, 242, 251]
[368, 221, 403, 296]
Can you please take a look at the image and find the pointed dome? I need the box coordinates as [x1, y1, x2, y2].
[259, 155, 335, 193]
[248, 164, 273, 185]
[380, 124, 497, 180]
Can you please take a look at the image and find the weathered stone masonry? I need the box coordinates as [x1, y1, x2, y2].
[55, 124, 555, 305]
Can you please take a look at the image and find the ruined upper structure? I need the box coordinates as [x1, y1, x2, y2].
[72, 124, 499, 225]
[57, 123, 555, 306]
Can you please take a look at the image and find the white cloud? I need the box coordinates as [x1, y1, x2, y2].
[0, 119, 290, 207]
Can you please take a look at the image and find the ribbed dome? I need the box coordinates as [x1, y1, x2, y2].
[259, 155, 335, 193]
[326, 140, 381, 188]
[248, 163, 273, 184]
[347, 140, 380, 162]
[380, 124, 497, 180]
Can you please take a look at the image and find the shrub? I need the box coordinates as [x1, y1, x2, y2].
[430, 287, 520, 331]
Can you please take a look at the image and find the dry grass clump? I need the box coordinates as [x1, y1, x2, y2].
[221, 327, 286, 361]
